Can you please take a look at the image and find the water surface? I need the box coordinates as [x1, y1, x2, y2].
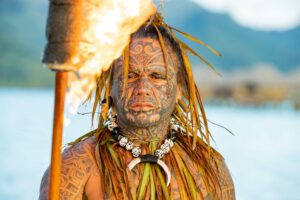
[0, 88, 299, 200]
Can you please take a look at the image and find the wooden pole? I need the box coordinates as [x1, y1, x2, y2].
[49, 71, 68, 200]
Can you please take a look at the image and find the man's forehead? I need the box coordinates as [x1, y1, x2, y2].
[113, 36, 179, 73]
[130, 37, 173, 52]
[113, 59, 170, 73]
[130, 37, 159, 46]
[129, 65, 167, 73]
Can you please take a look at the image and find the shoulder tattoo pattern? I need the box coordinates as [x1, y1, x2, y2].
[215, 157, 235, 200]
[38, 139, 96, 200]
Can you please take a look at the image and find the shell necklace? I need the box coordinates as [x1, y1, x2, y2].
[106, 115, 179, 186]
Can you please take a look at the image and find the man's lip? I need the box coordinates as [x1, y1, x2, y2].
[128, 102, 155, 112]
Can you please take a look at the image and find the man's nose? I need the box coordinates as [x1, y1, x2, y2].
[135, 77, 152, 97]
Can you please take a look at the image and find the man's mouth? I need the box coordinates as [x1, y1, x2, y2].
[128, 102, 155, 112]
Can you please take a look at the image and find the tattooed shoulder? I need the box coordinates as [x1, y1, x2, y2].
[38, 136, 99, 200]
[39, 167, 50, 200]
[213, 154, 236, 200]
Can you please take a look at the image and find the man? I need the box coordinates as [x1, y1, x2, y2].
[39, 20, 235, 200]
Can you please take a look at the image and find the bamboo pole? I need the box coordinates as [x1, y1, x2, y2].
[49, 71, 68, 200]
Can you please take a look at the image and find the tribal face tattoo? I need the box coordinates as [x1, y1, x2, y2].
[111, 37, 181, 128]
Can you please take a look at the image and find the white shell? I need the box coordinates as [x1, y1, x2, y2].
[164, 139, 174, 147]
[107, 125, 113, 131]
[119, 137, 128, 147]
[132, 147, 141, 157]
[125, 141, 133, 150]
[161, 144, 170, 154]
[170, 118, 176, 124]
[127, 158, 171, 186]
[108, 121, 118, 131]
[171, 124, 180, 131]
[155, 149, 164, 159]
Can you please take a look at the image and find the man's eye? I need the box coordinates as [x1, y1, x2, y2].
[150, 73, 166, 80]
[128, 72, 138, 79]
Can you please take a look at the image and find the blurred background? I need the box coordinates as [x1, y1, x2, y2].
[0, 0, 299, 199]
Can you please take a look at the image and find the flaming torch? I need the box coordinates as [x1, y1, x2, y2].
[43, 0, 156, 199]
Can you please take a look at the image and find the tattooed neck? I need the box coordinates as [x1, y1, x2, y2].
[117, 118, 170, 143]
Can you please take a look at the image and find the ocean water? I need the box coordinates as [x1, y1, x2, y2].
[0, 88, 299, 200]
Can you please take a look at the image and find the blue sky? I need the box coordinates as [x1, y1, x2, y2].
[190, 0, 300, 31]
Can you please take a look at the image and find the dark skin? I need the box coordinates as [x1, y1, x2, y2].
[38, 36, 235, 200]
[111, 37, 181, 143]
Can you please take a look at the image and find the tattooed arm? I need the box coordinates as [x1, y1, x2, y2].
[215, 156, 236, 200]
[39, 167, 50, 200]
[38, 137, 97, 200]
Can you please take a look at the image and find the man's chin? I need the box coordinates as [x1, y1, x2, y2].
[125, 112, 161, 127]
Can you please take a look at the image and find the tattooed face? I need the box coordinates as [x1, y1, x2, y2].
[111, 37, 180, 127]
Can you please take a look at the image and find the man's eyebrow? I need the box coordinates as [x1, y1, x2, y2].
[128, 66, 141, 73]
[146, 65, 177, 74]
[144, 65, 166, 72]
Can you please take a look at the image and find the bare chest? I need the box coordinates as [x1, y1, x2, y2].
[84, 150, 210, 200]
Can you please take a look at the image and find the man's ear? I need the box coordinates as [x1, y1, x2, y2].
[176, 83, 182, 103]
